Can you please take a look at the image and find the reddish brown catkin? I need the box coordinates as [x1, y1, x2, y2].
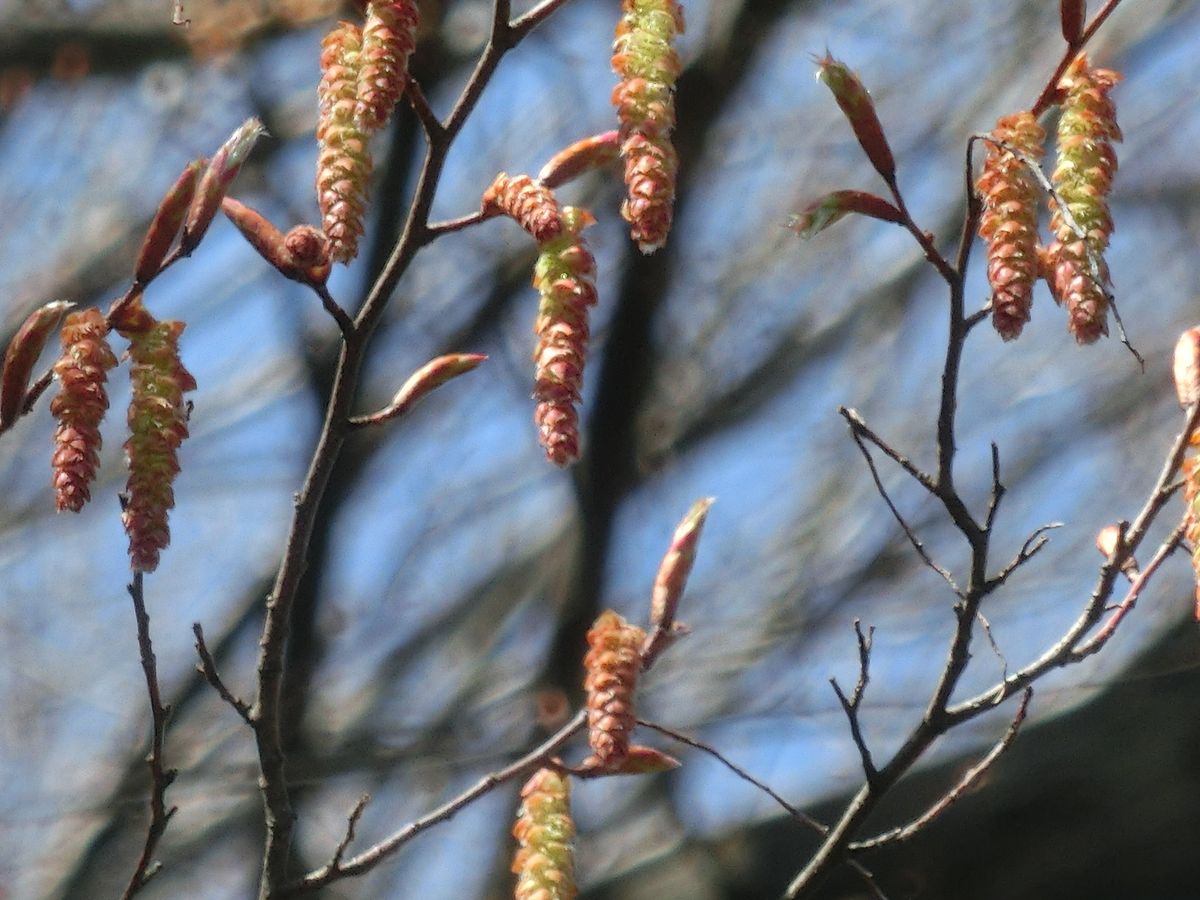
[532, 207, 597, 467]
[356, 0, 419, 131]
[1047, 53, 1122, 344]
[117, 304, 196, 573]
[481, 173, 563, 244]
[977, 111, 1045, 341]
[512, 768, 577, 900]
[50, 309, 118, 512]
[582, 609, 647, 770]
[317, 21, 372, 263]
[611, 0, 684, 252]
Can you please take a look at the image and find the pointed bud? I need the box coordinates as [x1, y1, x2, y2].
[135, 159, 203, 284]
[789, 190, 903, 240]
[221, 198, 333, 287]
[1061, 0, 1086, 45]
[642, 497, 714, 670]
[815, 54, 896, 184]
[0, 300, 74, 432]
[608, 744, 681, 775]
[1095, 522, 1139, 579]
[1174, 328, 1200, 407]
[537, 130, 621, 188]
[351, 353, 487, 426]
[181, 117, 266, 253]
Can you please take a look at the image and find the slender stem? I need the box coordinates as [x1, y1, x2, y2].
[121, 573, 178, 899]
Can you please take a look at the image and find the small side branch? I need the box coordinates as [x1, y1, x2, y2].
[850, 687, 1032, 851]
[277, 711, 587, 895]
[313, 285, 355, 340]
[840, 406, 938, 495]
[843, 412, 960, 594]
[121, 573, 179, 899]
[984, 443, 1003, 533]
[331, 795, 371, 871]
[193, 622, 252, 725]
[831, 621, 878, 783]
[985, 522, 1062, 592]
[637, 720, 888, 900]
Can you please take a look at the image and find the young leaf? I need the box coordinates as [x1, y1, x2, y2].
[789, 190, 902, 240]
[0, 300, 73, 432]
[814, 54, 896, 184]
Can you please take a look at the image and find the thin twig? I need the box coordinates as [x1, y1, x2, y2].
[635, 719, 826, 835]
[313, 285, 355, 340]
[331, 795, 371, 871]
[845, 420, 960, 594]
[830, 621, 878, 783]
[849, 688, 1032, 850]
[974, 610, 1008, 680]
[984, 443, 1003, 533]
[277, 711, 587, 896]
[121, 572, 178, 899]
[404, 78, 443, 142]
[193, 622, 252, 725]
[426, 210, 488, 238]
[839, 407, 938, 496]
[984, 522, 1062, 592]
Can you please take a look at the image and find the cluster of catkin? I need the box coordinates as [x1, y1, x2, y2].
[0, 120, 265, 572]
[978, 53, 1121, 344]
[1173, 329, 1200, 619]
[317, 1, 419, 262]
[477, 1, 686, 466]
[508, 499, 712, 896]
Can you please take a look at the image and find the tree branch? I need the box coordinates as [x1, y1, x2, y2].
[277, 711, 587, 895]
[120, 573, 178, 899]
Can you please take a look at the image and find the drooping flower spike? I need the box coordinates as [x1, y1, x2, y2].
[582, 609, 645, 771]
[532, 207, 597, 467]
[114, 300, 196, 573]
[317, 21, 373, 263]
[1047, 53, 1121, 344]
[611, 0, 685, 252]
[511, 768, 577, 900]
[50, 309, 118, 512]
[356, 0, 420, 131]
[976, 111, 1045, 341]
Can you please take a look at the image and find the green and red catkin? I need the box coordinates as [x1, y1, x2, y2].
[356, 0, 419, 131]
[317, 21, 372, 263]
[512, 768, 577, 900]
[977, 111, 1045, 341]
[1047, 53, 1121, 344]
[532, 207, 597, 467]
[115, 302, 196, 573]
[50, 309, 118, 512]
[611, 0, 685, 253]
